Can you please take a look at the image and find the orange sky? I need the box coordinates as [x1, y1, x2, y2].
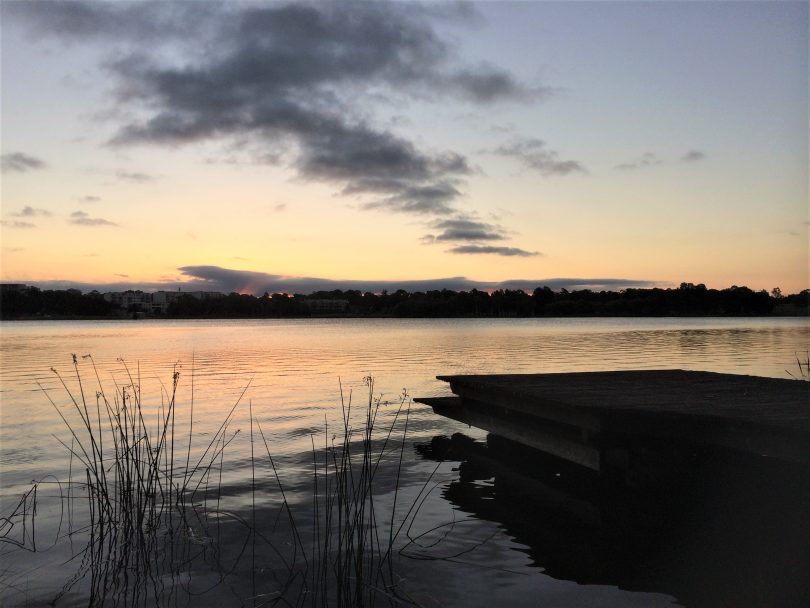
[2, 2, 807, 294]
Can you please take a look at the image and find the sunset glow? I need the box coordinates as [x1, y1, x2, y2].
[2, 1, 807, 294]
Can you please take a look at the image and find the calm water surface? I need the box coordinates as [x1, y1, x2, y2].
[1, 317, 808, 606]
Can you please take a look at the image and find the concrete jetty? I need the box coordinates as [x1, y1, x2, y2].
[416, 370, 810, 472]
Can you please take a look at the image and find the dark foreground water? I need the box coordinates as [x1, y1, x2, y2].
[0, 318, 808, 607]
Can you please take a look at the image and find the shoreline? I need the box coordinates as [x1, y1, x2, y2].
[2, 311, 809, 321]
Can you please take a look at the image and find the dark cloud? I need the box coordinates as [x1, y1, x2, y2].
[614, 152, 662, 171]
[177, 266, 285, 294]
[681, 149, 707, 162]
[1, 152, 46, 173]
[1, 220, 36, 229]
[2, 247, 25, 253]
[69, 211, 118, 226]
[116, 170, 154, 183]
[2, 1, 223, 43]
[109, 64, 468, 212]
[362, 181, 461, 215]
[11, 206, 52, 217]
[13, 266, 658, 295]
[494, 138, 586, 176]
[291, 122, 451, 185]
[79, 195, 102, 203]
[169, 266, 654, 295]
[9, 2, 536, 217]
[273, 203, 287, 212]
[424, 218, 508, 243]
[176, 267, 658, 294]
[448, 65, 548, 103]
[447, 245, 540, 257]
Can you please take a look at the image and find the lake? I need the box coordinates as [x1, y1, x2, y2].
[1, 317, 808, 606]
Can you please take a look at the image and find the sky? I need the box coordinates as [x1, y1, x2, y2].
[1, 1, 808, 295]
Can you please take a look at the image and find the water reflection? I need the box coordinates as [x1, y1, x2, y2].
[1, 318, 808, 606]
[417, 432, 810, 608]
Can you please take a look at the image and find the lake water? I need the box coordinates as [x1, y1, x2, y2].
[1, 317, 808, 607]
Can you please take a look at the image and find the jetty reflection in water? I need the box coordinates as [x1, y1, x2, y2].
[416, 431, 810, 608]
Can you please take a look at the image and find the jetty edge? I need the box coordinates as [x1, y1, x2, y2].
[415, 370, 810, 474]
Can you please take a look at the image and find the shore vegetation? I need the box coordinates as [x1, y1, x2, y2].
[1, 283, 808, 320]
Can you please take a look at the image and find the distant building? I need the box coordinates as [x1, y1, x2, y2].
[98, 289, 228, 314]
[103, 290, 150, 312]
[151, 290, 181, 313]
[0, 283, 28, 292]
[191, 291, 226, 301]
[149, 290, 226, 313]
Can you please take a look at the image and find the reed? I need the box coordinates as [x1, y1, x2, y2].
[786, 351, 810, 381]
[0, 357, 431, 607]
[258, 376, 436, 607]
[28, 355, 247, 604]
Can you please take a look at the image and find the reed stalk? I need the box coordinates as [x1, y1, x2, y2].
[1, 357, 429, 607]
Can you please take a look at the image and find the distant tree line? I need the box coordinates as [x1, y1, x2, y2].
[0, 287, 114, 319]
[2, 283, 807, 320]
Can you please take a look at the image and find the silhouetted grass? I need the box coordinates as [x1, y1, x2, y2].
[0, 357, 432, 607]
[256, 376, 438, 607]
[786, 351, 810, 381]
[24, 355, 247, 604]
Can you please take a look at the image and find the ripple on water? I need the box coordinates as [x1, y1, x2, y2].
[1, 317, 808, 606]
